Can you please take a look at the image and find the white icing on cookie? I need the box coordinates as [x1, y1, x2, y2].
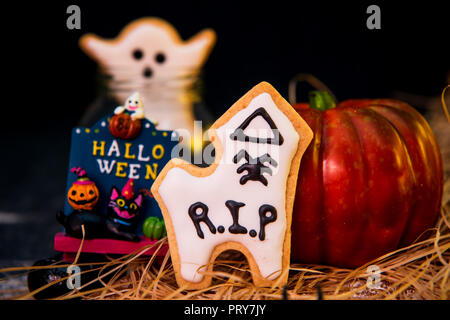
[158, 91, 300, 283]
[80, 17, 216, 131]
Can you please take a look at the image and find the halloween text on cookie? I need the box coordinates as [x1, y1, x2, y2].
[151, 82, 313, 289]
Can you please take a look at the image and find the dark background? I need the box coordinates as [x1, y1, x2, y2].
[0, 1, 448, 263]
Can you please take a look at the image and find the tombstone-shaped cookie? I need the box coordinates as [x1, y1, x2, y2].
[80, 17, 216, 132]
[151, 82, 313, 289]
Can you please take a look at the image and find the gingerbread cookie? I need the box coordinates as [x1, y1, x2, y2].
[151, 82, 313, 289]
[79, 17, 216, 131]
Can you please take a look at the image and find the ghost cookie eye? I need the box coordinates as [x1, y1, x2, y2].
[154, 52, 166, 64]
[132, 49, 144, 60]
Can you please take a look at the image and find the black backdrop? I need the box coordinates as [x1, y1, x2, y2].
[0, 1, 448, 261]
[3, 0, 449, 130]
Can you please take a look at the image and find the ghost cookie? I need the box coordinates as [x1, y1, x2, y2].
[151, 82, 313, 289]
[79, 17, 216, 131]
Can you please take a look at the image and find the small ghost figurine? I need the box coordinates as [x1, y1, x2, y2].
[114, 92, 146, 121]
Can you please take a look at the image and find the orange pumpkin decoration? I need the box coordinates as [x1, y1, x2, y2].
[109, 113, 142, 140]
[67, 167, 99, 211]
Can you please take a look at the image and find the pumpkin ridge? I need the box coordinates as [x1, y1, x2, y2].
[317, 111, 326, 264]
[347, 107, 415, 264]
[332, 108, 370, 266]
[367, 104, 442, 245]
[366, 105, 419, 246]
[342, 108, 382, 266]
[291, 109, 324, 264]
[367, 106, 418, 184]
[320, 108, 365, 266]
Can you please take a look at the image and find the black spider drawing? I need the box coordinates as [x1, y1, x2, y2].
[232, 150, 278, 186]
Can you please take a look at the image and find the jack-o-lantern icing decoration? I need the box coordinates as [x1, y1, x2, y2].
[67, 167, 100, 211]
[109, 92, 151, 140]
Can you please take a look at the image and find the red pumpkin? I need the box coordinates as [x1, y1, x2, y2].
[291, 92, 443, 268]
[109, 113, 142, 140]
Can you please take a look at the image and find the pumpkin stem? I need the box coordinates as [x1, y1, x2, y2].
[309, 91, 336, 111]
